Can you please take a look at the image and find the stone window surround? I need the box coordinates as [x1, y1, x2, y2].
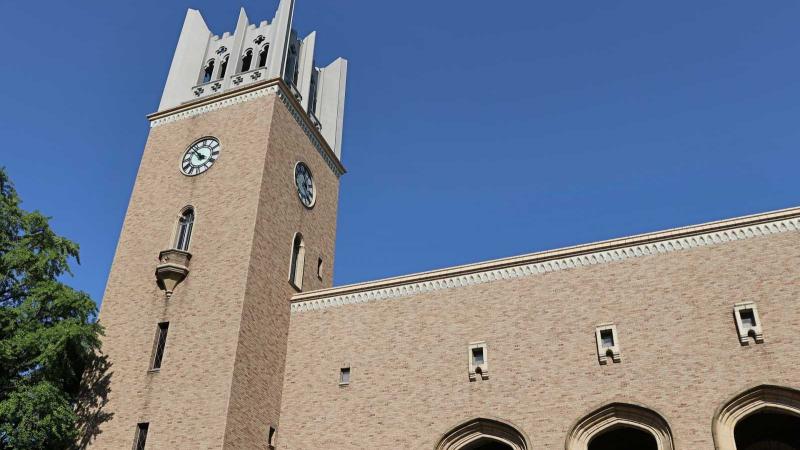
[733, 301, 764, 345]
[595, 323, 621, 365]
[436, 417, 528, 450]
[468, 341, 489, 381]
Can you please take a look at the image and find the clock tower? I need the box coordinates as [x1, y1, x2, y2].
[89, 1, 346, 448]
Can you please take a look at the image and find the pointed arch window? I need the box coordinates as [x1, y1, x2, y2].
[218, 55, 229, 79]
[174, 208, 194, 251]
[289, 232, 305, 290]
[240, 49, 253, 73]
[202, 60, 215, 83]
[258, 44, 269, 68]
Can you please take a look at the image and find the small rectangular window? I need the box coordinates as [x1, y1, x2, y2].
[133, 423, 149, 450]
[339, 367, 351, 385]
[740, 309, 756, 328]
[595, 324, 621, 364]
[268, 426, 277, 448]
[600, 329, 615, 348]
[734, 301, 764, 345]
[467, 341, 489, 381]
[471, 347, 484, 365]
[317, 257, 323, 280]
[150, 322, 169, 370]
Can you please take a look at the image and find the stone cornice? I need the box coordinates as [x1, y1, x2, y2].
[147, 78, 346, 178]
[291, 206, 800, 313]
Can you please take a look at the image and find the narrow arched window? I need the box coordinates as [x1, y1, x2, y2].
[258, 45, 269, 68]
[202, 60, 215, 83]
[218, 55, 229, 79]
[289, 233, 305, 290]
[241, 49, 253, 72]
[174, 208, 194, 251]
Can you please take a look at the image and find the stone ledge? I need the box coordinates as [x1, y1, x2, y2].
[291, 205, 800, 312]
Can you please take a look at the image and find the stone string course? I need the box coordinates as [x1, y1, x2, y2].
[291, 211, 800, 313]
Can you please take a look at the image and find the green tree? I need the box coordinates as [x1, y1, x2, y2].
[0, 167, 103, 449]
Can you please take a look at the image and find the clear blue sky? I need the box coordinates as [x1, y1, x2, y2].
[2, 1, 799, 305]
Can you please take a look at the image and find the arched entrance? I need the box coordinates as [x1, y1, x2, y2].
[713, 385, 800, 450]
[734, 411, 800, 450]
[462, 438, 513, 449]
[436, 418, 528, 450]
[566, 403, 674, 450]
[588, 426, 658, 450]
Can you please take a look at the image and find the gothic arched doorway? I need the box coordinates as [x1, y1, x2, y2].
[734, 411, 800, 450]
[713, 385, 800, 450]
[588, 426, 658, 450]
[436, 418, 528, 450]
[565, 403, 674, 450]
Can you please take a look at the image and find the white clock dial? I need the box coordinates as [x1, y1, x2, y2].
[181, 138, 220, 176]
[294, 162, 315, 208]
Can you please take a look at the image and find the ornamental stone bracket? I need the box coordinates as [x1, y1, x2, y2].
[156, 249, 191, 299]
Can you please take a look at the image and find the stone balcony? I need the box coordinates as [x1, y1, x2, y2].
[155, 249, 191, 299]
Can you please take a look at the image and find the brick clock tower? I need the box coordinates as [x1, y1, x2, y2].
[91, 1, 346, 448]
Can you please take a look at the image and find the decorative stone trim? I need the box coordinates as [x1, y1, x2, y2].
[150, 85, 277, 128]
[732, 301, 764, 345]
[436, 418, 528, 450]
[566, 403, 675, 450]
[468, 341, 489, 381]
[291, 208, 800, 313]
[712, 385, 800, 450]
[148, 80, 345, 178]
[595, 323, 621, 365]
[275, 88, 343, 178]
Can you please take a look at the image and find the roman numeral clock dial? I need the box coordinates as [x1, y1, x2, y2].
[181, 138, 220, 176]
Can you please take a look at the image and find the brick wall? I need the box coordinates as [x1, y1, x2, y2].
[279, 230, 800, 449]
[91, 88, 340, 449]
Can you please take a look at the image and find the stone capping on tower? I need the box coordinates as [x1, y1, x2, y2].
[290, 206, 800, 312]
[147, 77, 346, 178]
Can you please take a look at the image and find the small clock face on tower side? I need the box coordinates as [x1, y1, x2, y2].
[181, 138, 220, 176]
[294, 162, 315, 208]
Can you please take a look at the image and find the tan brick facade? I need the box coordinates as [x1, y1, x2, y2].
[91, 82, 339, 449]
[91, 79, 800, 449]
[279, 212, 800, 449]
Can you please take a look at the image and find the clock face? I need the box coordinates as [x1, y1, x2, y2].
[181, 138, 220, 176]
[294, 162, 315, 208]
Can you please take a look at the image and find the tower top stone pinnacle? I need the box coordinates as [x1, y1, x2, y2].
[159, 0, 347, 157]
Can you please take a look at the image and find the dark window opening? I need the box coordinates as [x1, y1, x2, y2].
[258, 45, 269, 68]
[472, 347, 485, 365]
[600, 329, 614, 348]
[588, 426, 657, 450]
[339, 367, 350, 385]
[133, 423, 149, 450]
[740, 309, 757, 328]
[202, 60, 215, 83]
[241, 49, 253, 72]
[219, 55, 229, 79]
[268, 426, 277, 448]
[175, 208, 194, 251]
[150, 322, 169, 370]
[735, 411, 800, 450]
[463, 439, 512, 450]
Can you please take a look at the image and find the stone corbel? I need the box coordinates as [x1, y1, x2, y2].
[156, 249, 191, 299]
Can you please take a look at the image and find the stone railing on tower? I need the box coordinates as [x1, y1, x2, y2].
[155, 249, 191, 299]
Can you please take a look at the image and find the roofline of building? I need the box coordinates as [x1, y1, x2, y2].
[291, 205, 800, 309]
[147, 77, 347, 177]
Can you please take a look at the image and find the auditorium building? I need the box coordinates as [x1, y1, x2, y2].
[88, 1, 800, 448]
